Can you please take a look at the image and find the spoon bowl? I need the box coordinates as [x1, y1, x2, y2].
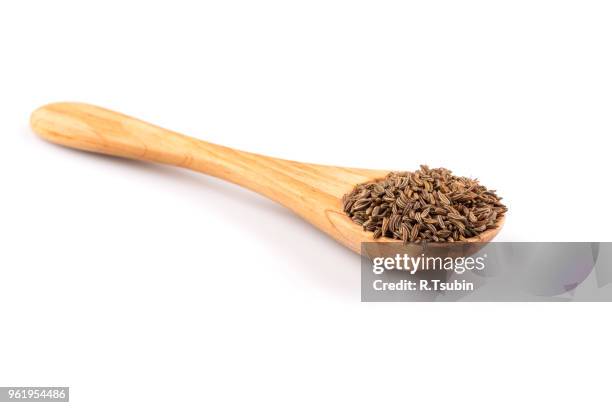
[30, 102, 504, 254]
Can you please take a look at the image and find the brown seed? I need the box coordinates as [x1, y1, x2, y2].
[410, 224, 421, 241]
[381, 217, 390, 235]
[447, 213, 466, 221]
[415, 212, 423, 224]
[437, 191, 451, 205]
[401, 223, 410, 243]
[468, 211, 477, 223]
[437, 215, 445, 229]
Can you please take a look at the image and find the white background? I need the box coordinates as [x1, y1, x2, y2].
[1, 1, 611, 406]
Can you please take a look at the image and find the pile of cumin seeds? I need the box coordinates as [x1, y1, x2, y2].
[342, 165, 507, 243]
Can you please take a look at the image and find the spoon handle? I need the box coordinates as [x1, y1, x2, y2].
[31, 102, 279, 187]
[30, 102, 388, 252]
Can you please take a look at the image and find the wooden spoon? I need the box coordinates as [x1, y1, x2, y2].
[30, 102, 504, 254]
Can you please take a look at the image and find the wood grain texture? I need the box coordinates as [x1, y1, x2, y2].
[30, 102, 504, 254]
